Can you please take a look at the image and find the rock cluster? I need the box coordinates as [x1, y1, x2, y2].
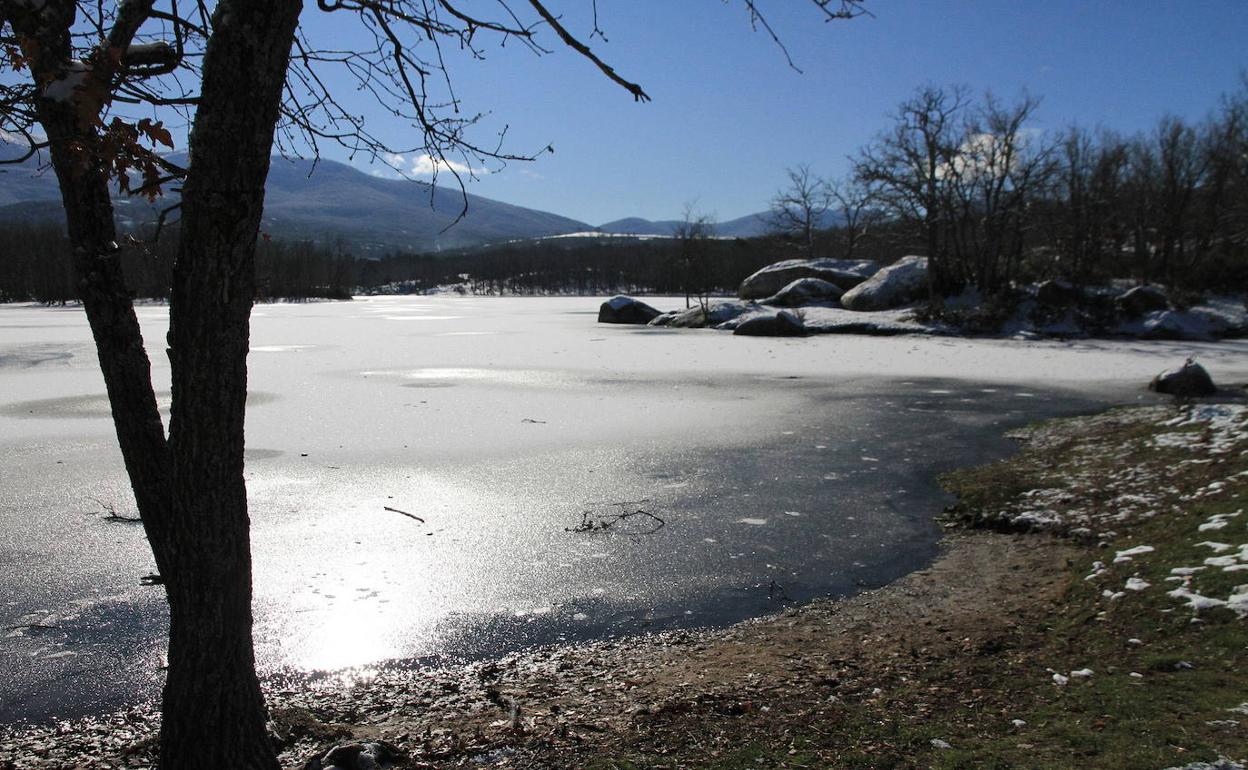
[597, 256, 1245, 341]
[737, 258, 878, 300]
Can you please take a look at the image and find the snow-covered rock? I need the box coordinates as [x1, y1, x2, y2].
[1035, 279, 1083, 307]
[1116, 285, 1170, 318]
[840, 255, 929, 312]
[733, 310, 807, 337]
[598, 295, 662, 325]
[761, 278, 844, 308]
[799, 305, 935, 336]
[738, 258, 877, 300]
[649, 300, 756, 329]
[1149, 360, 1217, 398]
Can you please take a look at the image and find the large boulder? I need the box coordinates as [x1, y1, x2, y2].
[1149, 359, 1217, 397]
[738, 258, 877, 299]
[304, 742, 405, 770]
[840, 255, 929, 311]
[1116, 285, 1170, 318]
[733, 310, 807, 337]
[761, 277, 844, 307]
[598, 295, 661, 324]
[1035, 279, 1083, 307]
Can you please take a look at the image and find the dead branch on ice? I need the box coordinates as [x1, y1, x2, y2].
[567, 499, 665, 535]
[384, 506, 426, 523]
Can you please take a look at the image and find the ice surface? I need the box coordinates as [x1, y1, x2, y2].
[3, 295, 1247, 721]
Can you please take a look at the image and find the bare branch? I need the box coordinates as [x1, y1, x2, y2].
[526, 0, 650, 103]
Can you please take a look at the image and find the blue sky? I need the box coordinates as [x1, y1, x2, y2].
[299, 1, 1246, 226]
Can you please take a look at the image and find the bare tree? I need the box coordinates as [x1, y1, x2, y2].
[944, 93, 1054, 294]
[674, 201, 716, 310]
[1046, 125, 1130, 287]
[1152, 115, 1207, 283]
[1197, 80, 1248, 273]
[0, 1, 867, 767]
[855, 83, 969, 297]
[827, 175, 879, 260]
[768, 163, 832, 258]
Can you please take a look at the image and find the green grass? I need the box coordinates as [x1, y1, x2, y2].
[586, 406, 1248, 769]
[927, 410, 1248, 769]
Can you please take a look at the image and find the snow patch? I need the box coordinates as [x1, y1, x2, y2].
[1168, 587, 1228, 612]
[1113, 545, 1155, 563]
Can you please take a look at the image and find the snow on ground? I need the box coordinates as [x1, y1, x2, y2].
[979, 406, 1248, 538]
[1163, 761, 1246, 770]
[998, 403, 1248, 625]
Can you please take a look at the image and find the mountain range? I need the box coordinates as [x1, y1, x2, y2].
[0, 145, 791, 252]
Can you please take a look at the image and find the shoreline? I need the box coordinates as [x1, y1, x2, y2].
[0, 529, 1077, 770]
[4, 401, 1248, 768]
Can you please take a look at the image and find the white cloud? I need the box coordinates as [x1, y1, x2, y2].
[407, 153, 481, 177]
[377, 151, 484, 177]
[938, 131, 1042, 181]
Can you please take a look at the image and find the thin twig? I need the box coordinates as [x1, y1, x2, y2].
[385, 505, 426, 523]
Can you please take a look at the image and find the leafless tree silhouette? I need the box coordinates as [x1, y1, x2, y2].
[0, 2, 867, 766]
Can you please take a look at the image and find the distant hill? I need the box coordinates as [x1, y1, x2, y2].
[0, 142, 845, 252]
[597, 210, 842, 239]
[259, 157, 590, 252]
[596, 216, 686, 236]
[0, 146, 590, 253]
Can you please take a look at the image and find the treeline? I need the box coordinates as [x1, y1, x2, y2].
[6, 80, 1245, 304]
[0, 224, 355, 303]
[0, 221, 811, 303]
[846, 80, 1248, 298]
[356, 236, 802, 296]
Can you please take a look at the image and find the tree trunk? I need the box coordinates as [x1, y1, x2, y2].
[47, 143, 176, 573]
[159, 2, 302, 768]
[22, 2, 175, 572]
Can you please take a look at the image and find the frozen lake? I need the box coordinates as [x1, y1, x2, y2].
[2, 296, 1245, 723]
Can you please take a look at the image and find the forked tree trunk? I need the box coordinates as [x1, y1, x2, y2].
[158, 2, 302, 767]
[41, 128, 174, 561]
[18, 1, 174, 569]
[14, 0, 303, 763]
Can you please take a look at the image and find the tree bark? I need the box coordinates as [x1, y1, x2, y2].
[9, 1, 176, 570]
[46, 137, 176, 574]
[158, 2, 302, 768]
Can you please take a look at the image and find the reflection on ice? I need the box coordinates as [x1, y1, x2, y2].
[1, 390, 278, 419]
[251, 344, 316, 353]
[360, 367, 567, 388]
[377, 315, 462, 321]
[4, 295, 1226, 722]
[270, 584, 409, 673]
